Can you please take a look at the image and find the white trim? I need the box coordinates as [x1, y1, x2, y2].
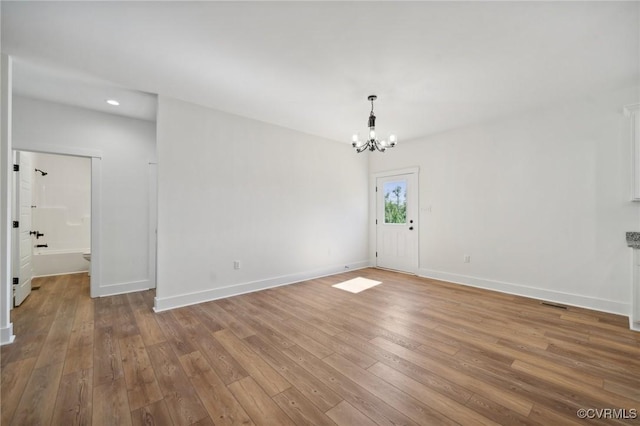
[419, 268, 628, 316]
[15, 143, 102, 159]
[631, 249, 640, 332]
[90, 157, 101, 298]
[1, 55, 14, 346]
[32, 248, 90, 256]
[153, 260, 370, 312]
[624, 104, 640, 201]
[147, 162, 157, 289]
[98, 279, 152, 297]
[0, 324, 15, 345]
[372, 166, 420, 179]
[32, 271, 88, 279]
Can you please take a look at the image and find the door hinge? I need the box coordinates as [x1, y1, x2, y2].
[12, 221, 19, 228]
[375, 186, 378, 192]
[13, 164, 19, 172]
[375, 251, 378, 258]
[12, 277, 18, 285]
[376, 219, 378, 225]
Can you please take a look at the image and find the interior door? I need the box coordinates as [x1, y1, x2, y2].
[376, 172, 418, 274]
[13, 151, 34, 306]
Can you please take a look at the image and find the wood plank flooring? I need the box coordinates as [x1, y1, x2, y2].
[2, 269, 640, 425]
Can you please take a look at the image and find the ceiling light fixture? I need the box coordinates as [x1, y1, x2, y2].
[352, 95, 397, 153]
[106, 99, 120, 106]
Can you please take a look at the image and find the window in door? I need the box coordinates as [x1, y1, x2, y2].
[383, 180, 407, 224]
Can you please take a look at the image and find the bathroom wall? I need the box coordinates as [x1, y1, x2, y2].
[30, 152, 91, 276]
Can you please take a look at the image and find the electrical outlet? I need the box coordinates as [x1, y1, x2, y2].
[463, 255, 471, 263]
[233, 260, 241, 270]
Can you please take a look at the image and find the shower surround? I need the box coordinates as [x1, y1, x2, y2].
[30, 152, 90, 276]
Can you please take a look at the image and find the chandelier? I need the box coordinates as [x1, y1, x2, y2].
[352, 95, 397, 153]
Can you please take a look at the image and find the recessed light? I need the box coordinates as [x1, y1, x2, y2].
[106, 99, 120, 106]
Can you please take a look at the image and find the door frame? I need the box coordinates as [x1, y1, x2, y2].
[370, 167, 420, 274]
[12, 146, 102, 299]
[148, 161, 157, 289]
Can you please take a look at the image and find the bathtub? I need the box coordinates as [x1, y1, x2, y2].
[32, 248, 90, 277]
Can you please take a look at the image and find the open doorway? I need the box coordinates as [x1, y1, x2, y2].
[11, 150, 91, 308]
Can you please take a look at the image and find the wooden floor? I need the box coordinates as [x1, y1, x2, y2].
[2, 269, 640, 426]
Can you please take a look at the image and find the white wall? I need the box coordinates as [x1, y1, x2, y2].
[370, 87, 640, 315]
[155, 96, 368, 310]
[12, 95, 157, 296]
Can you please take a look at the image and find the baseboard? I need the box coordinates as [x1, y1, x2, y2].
[154, 260, 370, 312]
[1, 323, 15, 345]
[419, 268, 629, 316]
[32, 271, 88, 279]
[98, 279, 152, 297]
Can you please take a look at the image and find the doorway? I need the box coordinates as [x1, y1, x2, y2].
[375, 169, 419, 274]
[11, 151, 92, 307]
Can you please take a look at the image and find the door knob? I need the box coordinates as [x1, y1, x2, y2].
[409, 226, 414, 230]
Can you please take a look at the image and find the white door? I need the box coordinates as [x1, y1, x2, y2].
[376, 172, 418, 274]
[13, 152, 34, 306]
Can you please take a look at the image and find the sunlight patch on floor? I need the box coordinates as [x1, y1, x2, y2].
[332, 277, 382, 294]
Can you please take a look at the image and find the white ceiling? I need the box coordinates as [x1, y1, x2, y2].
[12, 59, 158, 122]
[2, 1, 638, 143]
